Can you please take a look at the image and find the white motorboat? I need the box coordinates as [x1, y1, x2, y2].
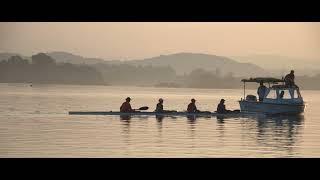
[239, 77, 306, 115]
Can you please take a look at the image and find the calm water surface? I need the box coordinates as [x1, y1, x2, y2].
[0, 83, 319, 157]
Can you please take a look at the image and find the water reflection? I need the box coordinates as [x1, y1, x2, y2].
[156, 115, 164, 133]
[216, 115, 225, 124]
[119, 113, 304, 156]
[156, 115, 165, 121]
[120, 115, 131, 121]
[120, 116, 131, 146]
[184, 116, 197, 142]
[253, 114, 304, 155]
[187, 115, 197, 123]
[216, 116, 226, 141]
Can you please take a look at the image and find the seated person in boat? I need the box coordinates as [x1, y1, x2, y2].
[187, 98, 200, 113]
[216, 99, 231, 114]
[257, 82, 267, 102]
[155, 98, 164, 112]
[155, 98, 177, 113]
[284, 70, 296, 87]
[279, 91, 284, 99]
[120, 97, 135, 112]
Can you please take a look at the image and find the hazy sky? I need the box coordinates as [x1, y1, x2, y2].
[1, 22, 320, 60]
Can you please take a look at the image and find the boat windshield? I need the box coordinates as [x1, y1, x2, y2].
[265, 88, 301, 100]
[266, 89, 277, 99]
[279, 89, 293, 99]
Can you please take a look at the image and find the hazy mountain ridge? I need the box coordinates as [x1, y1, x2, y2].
[127, 53, 270, 77]
[1, 51, 269, 77]
[47, 52, 108, 64]
[0, 51, 270, 77]
[0, 53, 29, 61]
[0, 51, 111, 64]
[3, 51, 320, 89]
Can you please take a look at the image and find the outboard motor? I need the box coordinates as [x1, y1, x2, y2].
[246, 95, 257, 102]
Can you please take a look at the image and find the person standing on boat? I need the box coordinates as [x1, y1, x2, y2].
[216, 99, 230, 114]
[284, 70, 295, 87]
[187, 98, 200, 113]
[155, 98, 164, 112]
[257, 82, 267, 102]
[120, 97, 135, 112]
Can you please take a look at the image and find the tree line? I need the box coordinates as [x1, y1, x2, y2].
[0, 53, 105, 85]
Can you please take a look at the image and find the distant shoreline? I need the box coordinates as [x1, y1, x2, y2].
[0, 82, 318, 91]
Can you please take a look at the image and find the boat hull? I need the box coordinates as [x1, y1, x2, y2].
[239, 100, 305, 115]
[68, 111, 246, 118]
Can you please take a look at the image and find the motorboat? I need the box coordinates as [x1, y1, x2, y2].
[239, 77, 305, 115]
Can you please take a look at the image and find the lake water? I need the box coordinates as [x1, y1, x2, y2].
[0, 83, 320, 157]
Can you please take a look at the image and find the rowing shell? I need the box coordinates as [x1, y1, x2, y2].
[68, 111, 253, 118]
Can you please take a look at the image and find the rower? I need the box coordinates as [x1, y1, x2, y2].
[120, 97, 135, 112]
[187, 98, 200, 113]
[155, 98, 164, 113]
[155, 98, 177, 113]
[216, 99, 230, 114]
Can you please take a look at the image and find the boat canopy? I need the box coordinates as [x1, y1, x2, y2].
[241, 77, 284, 83]
[270, 84, 299, 90]
[241, 77, 285, 100]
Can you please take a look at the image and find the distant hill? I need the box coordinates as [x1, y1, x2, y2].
[0, 51, 111, 64]
[0, 51, 270, 77]
[44, 52, 271, 77]
[0, 52, 29, 61]
[127, 53, 270, 77]
[46, 52, 108, 64]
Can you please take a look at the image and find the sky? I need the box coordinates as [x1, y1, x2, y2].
[1, 22, 320, 61]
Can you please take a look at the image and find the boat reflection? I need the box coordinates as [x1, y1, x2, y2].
[186, 115, 210, 136]
[119, 112, 304, 155]
[156, 115, 164, 132]
[214, 113, 304, 155]
[119, 115, 131, 145]
[187, 115, 197, 122]
[245, 114, 304, 155]
[216, 115, 225, 123]
[216, 116, 226, 136]
[120, 115, 132, 121]
[156, 115, 165, 121]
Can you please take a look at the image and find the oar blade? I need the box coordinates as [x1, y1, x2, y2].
[139, 106, 149, 110]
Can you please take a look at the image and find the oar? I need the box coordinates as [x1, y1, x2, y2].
[135, 106, 149, 111]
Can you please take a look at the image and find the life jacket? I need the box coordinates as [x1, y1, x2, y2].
[187, 103, 197, 113]
[120, 102, 132, 112]
[217, 103, 226, 113]
[155, 103, 163, 112]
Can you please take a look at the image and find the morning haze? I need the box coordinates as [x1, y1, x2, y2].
[1, 22, 320, 62]
[1, 22, 320, 89]
[2, 23, 320, 158]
